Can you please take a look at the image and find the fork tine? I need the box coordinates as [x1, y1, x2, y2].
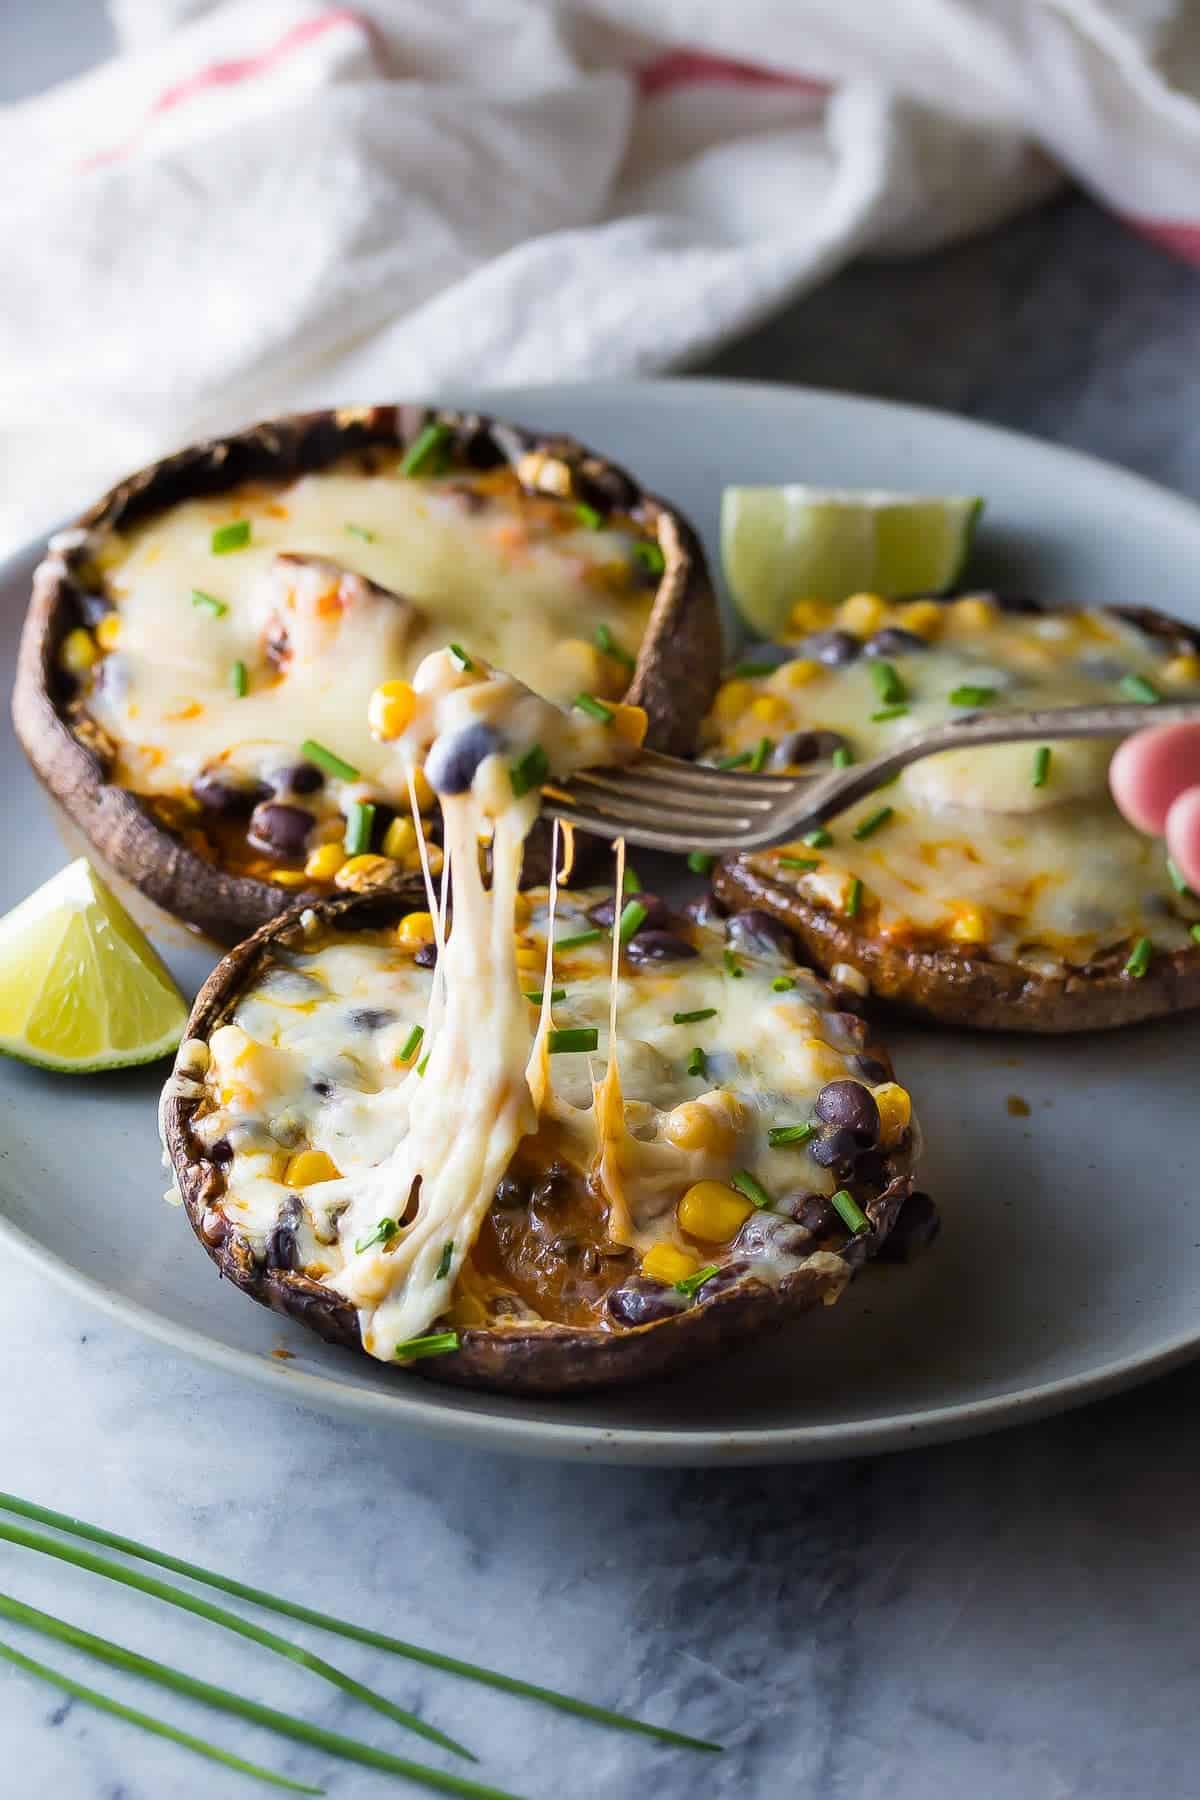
[544, 799, 757, 854]
[551, 785, 756, 834]
[634, 748, 795, 795]
[566, 768, 774, 822]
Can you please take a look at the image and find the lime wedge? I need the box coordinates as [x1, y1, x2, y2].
[0, 860, 188, 1073]
[721, 487, 984, 637]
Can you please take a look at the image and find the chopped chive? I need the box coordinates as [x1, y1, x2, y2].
[673, 1007, 717, 1024]
[594, 623, 635, 670]
[675, 1263, 720, 1299]
[355, 1218, 398, 1254]
[190, 588, 227, 617]
[831, 1188, 870, 1234]
[846, 877, 864, 918]
[1120, 673, 1160, 705]
[343, 799, 376, 856]
[852, 805, 894, 842]
[523, 988, 567, 1005]
[687, 852, 715, 875]
[869, 660, 906, 706]
[717, 749, 753, 770]
[731, 1169, 773, 1210]
[345, 522, 375, 542]
[871, 704, 909, 722]
[1032, 745, 1052, 788]
[548, 1027, 599, 1055]
[618, 899, 648, 943]
[447, 642, 474, 671]
[632, 541, 665, 578]
[803, 828, 833, 849]
[398, 1024, 424, 1063]
[1191, 923, 1200, 945]
[779, 856, 819, 871]
[0, 1492, 722, 1754]
[399, 421, 452, 478]
[574, 691, 615, 724]
[210, 520, 250, 555]
[749, 735, 772, 772]
[771, 976, 795, 992]
[1124, 936, 1153, 978]
[555, 928, 603, 951]
[732, 660, 777, 679]
[768, 1122, 820, 1148]
[230, 660, 249, 698]
[436, 1242, 454, 1281]
[395, 1331, 460, 1362]
[832, 746, 854, 768]
[1167, 857, 1195, 898]
[0, 1628, 321, 1795]
[949, 684, 997, 706]
[416, 1052, 430, 1076]
[300, 738, 360, 782]
[723, 948, 743, 978]
[575, 501, 603, 530]
[0, 1518, 463, 1756]
[687, 1046, 708, 1078]
[510, 743, 549, 799]
[622, 866, 642, 893]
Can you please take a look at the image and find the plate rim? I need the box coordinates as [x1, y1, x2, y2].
[5, 373, 1200, 1465]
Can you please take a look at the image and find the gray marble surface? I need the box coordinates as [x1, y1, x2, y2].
[6, 9, 1200, 1799]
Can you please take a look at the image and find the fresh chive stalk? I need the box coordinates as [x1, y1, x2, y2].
[575, 502, 602, 530]
[687, 852, 715, 875]
[0, 1492, 721, 1755]
[436, 1242, 454, 1281]
[779, 857, 818, 871]
[1191, 923, 1200, 945]
[354, 1218, 398, 1254]
[190, 588, 228, 617]
[417, 1052, 430, 1076]
[0, 1629, 320, 1795]
[343, 800, 376, 856]
[1032, 745, 1051, 788]
[210, 521, 251, 555]
[594, 624, 635, 670]
[345, 522, 375, 542]
[803, 828, 833, 849]
[767, 1123, 819, 1148]
[732, 660, 777, 679]
[852, 806, 894, 842]
[673, 1007, 716, 1024]
[632, 541, 665, 578]
[717, 749, 753, 770]
[1167, 857, 1194, 898]
[771, 976, 795, 993]
[400, 422, 452, 478]
[675, 1264, 720, 1299]
[687, 1046, 708, 1078]
[555, 928, 603, 951]
[846, 877, 864, 918]
[731, 1169, 773, 1210]
[749, 736, 772, 773]
[723, 948, 742, 979]
[830, 1188, 870, 1234]
[832, 746, 854, 768]
[622, 866, 642, 893]
[548, 1027, 599, 1054]
[869, 661, 905, 706]
[871, 704, 909, 722]
[300, 739, 360, 782]
[618, 899, 647, 944]
[395, 1332, 461, 1362]
[574, 692, 615, 724]
[231, 660, 249, 698]
[1124, 936, 1153, 978]
[1120, 673, 1160, 705]
[447, 642, 474, 671]
[949, 685, 996, 707]
[509, 744, 549, 799]
[523, 988, 566, 1005]
[398, 1025, 424, 1063]
[0, 1518, 463, 1756]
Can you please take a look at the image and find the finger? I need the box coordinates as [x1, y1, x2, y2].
[1109, 722, 1200, 835]
[1166, 786, 1200, 892]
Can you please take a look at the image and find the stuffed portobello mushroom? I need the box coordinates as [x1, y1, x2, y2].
[708, 591, 1200, 1032]
[161, 649, 922, 1394]
[14, 405, 719, 945]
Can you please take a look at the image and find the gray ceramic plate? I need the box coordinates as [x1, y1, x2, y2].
[4, 378, 1200, 1466]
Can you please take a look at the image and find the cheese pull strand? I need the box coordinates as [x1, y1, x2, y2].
[591, 836, 634, 1247]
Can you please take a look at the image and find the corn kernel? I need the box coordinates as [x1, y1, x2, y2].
[270, 870, 310, 887]
[367, 679, 416, 741]
[335, 853, 396, 892]
[837, 592, 887, 637]
[611, 703, 648, 747]
[410, 767, 435, 813]
[284, 1148, 341, 1187]
[551, 638, 624, 700]
[95, 612, 122, 651]
[872, 1082, 912, 1147]
[305, 842, 347, 881]
[1162, 653, 1200, 686]
[948, 595, 995, 633]
[664, 1101, 737, 1155]
[896, 599, 944, 639]
[397, 910, 437, 949]
[515, 944, 543, 971]
[425, 842, 445, 876]
[60, 628, 98, 674]
[512, 892, 533, 926]
[788, 598, 835, 634]
[381, 816, 417, 860]
[641, 1241, 699, 1286]
[750, 693, 789, 725]
[773, 657, 822, 690]
[802, 1036, 850, 1085]
[677, 1181, 754, 1244]
[711, 679, 753, 725]
[948, 903, 989, 944]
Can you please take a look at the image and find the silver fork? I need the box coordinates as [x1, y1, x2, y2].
[543, 702, 1200, 856]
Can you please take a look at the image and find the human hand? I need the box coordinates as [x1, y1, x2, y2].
[1110, 723, 1200, 888]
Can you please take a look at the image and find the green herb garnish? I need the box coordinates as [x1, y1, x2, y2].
[949, 684, 997, 707]
[723, 948, 743, 978]
[210, 520, 250, 555]
[1120, 673, 1160, 705]
[675, 1264, 720, 1299]
[749, 735, 772, 772]
[344, 522, 375, 542]
[447, 642, 474, 671]
[623, 866, 642, 893]
[301, 738, 360, 782]
[416, 1052, 430, 1076]
[687, 1046, 708, 1078]
[399, 421, 452, 478]
[398, 1024, 424, 1063]
[594, 623, 635, 669]
[673, 1007, 717, 1024]
[355, 1218, 398, 1254]
[832, 745, 854, 768]
[846, 877, 864, 918]
[1191, 923, 1200, 945]
[1032, 745, 1051, 788]
[852, 805, 894, 841]
[731, 1169, 773, 1210]
[575, 502, 603, 530]
[343, 799, 376, 856]
[436, 1242, 454, 1281]
[687, 852, 715, 875]
[618, 899, 648, 944]
[717, 749, 753, 770]
[190, 588, 227, 617]
[1167, 856, 1194, 898]
[771, 976, 795, 993]
[1124, 936, 1153, 978]
[871, 704, 909, 722]
[632, 541, 665, 578]
[548, 1027, 599, 1054]
[767, 1123, 819, 1148]
[779, 856, 819, 871]
[523, 988, 566, 1005]
[869, 660, 906, 706]
[230, 660, 249, 698]
[395, 1331, 460, 1362]
[732, 660, 777, 679]
[831, 1188, 870, 1234]
[803, 827, 833, 849]
[574, 691, 615, 724]
[555, 928, 603, 951]
[510, 743, 550, 799]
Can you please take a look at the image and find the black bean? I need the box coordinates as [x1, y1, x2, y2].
[809, 1127, 864, 1169]
[348, 1008, 395, 1031]
[311, 1079, 332, 1099]
[815, 1080, 880, 1146]
[725, 908, 796, 961]
[734, 1213, 810, 1259]
[576, 462, 638, 515]
[849, 1152, 888, 1192]
[455, 420, 507, 469]
[493, 1173, 530, 1210]
[854, 1055, 891, 1085]
[992, 593, 1043, 615]
[606, 1279, 684, 1327]
[777, 1192, 837, 1235]
[209, 1138, 233, 1167]
[264, 1196, 302, 1271]
[274, 761, 325, 796]
[588, 892, 670, 931]
[687, 1259, 750, 1299]
[803, 629, 861, 667]
[876, 1191, 941, 1263]
[414, 942, 438, 968]
[192, 770, 272, 816]
[624, 930, 699, 964]
[771, 729, 849, 768]
[863, 627, 928, 657]
[248, 802, 315, 858]
[425, 722, 503, 796]
[683, 892, 726, 928]
[530, 1161, 574, 1221]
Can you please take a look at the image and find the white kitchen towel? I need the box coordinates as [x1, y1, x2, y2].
[2, 0, 1198, 555]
